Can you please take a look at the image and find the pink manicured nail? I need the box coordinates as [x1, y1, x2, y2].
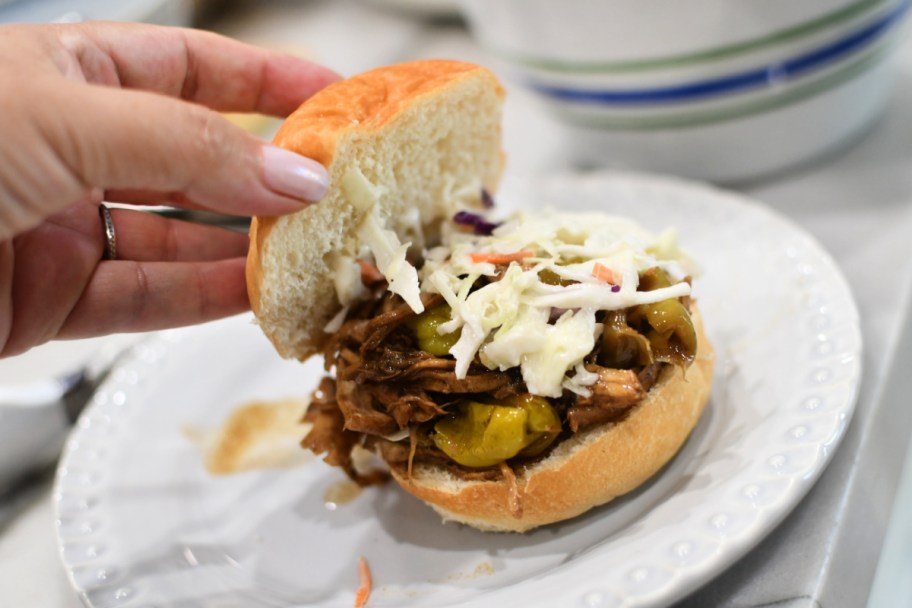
[262, 145, 329, 202]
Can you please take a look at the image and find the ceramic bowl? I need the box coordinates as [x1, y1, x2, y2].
[459, 0, 910, 182]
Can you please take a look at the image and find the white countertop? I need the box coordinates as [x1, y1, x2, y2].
[2, 1, 912, 606]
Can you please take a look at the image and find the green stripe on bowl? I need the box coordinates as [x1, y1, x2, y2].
[496, 0, 890, 73]
[553, 39, 893, 131]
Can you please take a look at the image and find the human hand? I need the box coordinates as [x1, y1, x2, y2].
[0, 22, 341, 357]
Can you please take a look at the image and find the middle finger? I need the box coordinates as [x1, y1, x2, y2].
[107, 207, 249, 262]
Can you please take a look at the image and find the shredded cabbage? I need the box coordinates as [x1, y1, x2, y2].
[419, 209, 694, 397]
[564, 362, 600, 397]
[329, 253, 365, 307]
[358, 212, 424, 313]
[520, 308, 600, 398]
[325, 186, 694, 397]
[342, 168, 424, 314]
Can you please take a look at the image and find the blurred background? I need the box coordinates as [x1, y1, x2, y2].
[5, 0, 907, 182]
[1, 1, 912, 607]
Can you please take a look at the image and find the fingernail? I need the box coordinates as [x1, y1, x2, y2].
[262, 145, 329, 202]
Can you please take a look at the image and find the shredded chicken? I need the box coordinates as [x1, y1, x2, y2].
[302, 287, 680, 485]
[302, 378, 389, 486]
[566, 367, 646, 432]
[336, 379, 399, 436]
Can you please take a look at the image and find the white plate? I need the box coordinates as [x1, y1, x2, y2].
[54, 172, 862, 608]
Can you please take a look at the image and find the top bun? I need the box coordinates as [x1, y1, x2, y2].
[247, 60, 506, 360]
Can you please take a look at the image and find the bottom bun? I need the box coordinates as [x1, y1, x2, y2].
[388, 308, 715, 533]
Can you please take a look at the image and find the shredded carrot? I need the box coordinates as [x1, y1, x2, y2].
[355, 556, 372, 608]
[592, 262, 618, 285]
[469, 250, 534, 265]
[357, 259, 385, 285]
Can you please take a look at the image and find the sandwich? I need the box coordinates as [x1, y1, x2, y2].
[246, 60, 714, 532]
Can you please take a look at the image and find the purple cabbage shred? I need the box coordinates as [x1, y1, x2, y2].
[481, 189, 495, 209]
[453, 210, 501, 236]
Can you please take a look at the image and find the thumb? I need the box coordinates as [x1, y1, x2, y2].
[7, 77, 327, 233]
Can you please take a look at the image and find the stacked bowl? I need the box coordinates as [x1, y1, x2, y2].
[459, 0, 910, 182]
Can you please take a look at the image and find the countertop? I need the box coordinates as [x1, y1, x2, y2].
[2, 1, 912, 606]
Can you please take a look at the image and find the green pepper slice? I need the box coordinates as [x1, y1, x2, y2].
[538, 268, 575, 286]
[600, 310, 655, 369]
[630, 268, 696, 368]
[432, 395, 561, 468]
[407, 304, 461, 356]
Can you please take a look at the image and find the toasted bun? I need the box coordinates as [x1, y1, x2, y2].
[390, 308, 714, 533]
[247, 60, 505, 360]
[248, 60, 714, 533]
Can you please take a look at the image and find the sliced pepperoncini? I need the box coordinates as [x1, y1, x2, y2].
[407, 305, 461, 356]
[600, 310, 654, 369]
[629, 268, 697, 368]
[432, 395, 561, 468]
[638, 266, 673, 291]
[538, 268, 575, 286]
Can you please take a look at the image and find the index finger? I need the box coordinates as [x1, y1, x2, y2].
[57, 22, 341, 116]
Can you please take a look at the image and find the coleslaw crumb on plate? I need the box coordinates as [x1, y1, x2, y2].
[355, 556, 373, 608]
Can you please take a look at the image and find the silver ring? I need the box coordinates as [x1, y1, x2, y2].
[99, 204, 117, 261]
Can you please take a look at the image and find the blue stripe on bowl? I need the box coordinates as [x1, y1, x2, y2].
[553, 40, 893, 131]
[528, 0, 909, 106]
